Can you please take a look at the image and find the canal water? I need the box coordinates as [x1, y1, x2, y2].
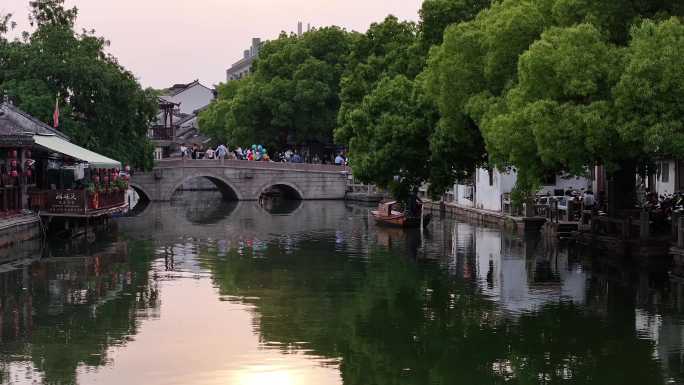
[1, 191, 684, 385]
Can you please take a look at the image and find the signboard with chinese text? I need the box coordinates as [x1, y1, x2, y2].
[48, 190, 86, 213]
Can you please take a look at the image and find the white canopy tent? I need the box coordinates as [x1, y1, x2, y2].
[33, 134, 121, 169]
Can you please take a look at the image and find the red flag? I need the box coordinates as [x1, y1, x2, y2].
[53, 98, 59, 128]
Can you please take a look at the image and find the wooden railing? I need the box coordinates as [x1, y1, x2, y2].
[149, 126, 174, 141]
[588, 211, 651, 240]
[29, 189, 126, 214]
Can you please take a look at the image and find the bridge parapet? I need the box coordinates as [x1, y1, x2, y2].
[153, 159, 350, 173]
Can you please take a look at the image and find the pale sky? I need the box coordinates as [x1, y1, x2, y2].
[2, 0, 422, 89]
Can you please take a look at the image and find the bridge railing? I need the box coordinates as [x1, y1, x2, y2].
[153, 158, 351, 173]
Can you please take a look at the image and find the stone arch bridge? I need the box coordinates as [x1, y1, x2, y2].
[130, 159, 350, 202]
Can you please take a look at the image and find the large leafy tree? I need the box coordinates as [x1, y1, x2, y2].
[200, 27, 353, 150]
[344, 75, 437, 200]
[475, 23, 623, 197]
[337, 2, 489, 199]
[418, 0, 492, 47]
[425, 0, 684, 205]
[0, 0, 157, 169]
[335, 16, 423, 148]
[614, 18, 684, 158]
[196, 80, 242, 146]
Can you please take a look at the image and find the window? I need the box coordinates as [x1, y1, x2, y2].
[542, 172, 556, 185]
[662, 162, 670, 183]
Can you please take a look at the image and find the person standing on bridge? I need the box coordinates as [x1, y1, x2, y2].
[216, 144, 228, 160]
[205, 147, 215, 160]
[180, 143, 188, 159]
[335, 153, 345, 166]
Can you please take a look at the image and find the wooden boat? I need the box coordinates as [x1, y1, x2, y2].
[371, 200, 431, 228]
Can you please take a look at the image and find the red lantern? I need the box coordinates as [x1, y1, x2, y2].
[9, 170, 18, 178]
[10, 159, 17, 169]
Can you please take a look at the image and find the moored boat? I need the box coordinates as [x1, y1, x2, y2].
[371, 200, 431, 228]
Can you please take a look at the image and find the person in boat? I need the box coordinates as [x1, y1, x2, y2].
[406, 190, 423, 217]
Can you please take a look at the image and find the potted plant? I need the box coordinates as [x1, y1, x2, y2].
[86, 182, 99, 209]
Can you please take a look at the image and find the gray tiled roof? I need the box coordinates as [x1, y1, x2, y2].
[0, 103, 69, 139]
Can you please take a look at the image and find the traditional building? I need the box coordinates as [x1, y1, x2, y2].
[149, 80, 215, 159]
[0, 102, 125, 218]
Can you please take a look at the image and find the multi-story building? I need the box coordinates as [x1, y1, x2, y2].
[226, 22, 313, 83]
[226, 38, 263, 82]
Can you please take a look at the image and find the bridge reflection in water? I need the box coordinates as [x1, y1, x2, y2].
[1, 197, 684, 384]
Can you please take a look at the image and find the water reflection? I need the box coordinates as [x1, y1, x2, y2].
[0, 240, 158, 385]
[451, 224, 588, 314]
[1, 194, 684, 384]
[259, 196, 302, 215]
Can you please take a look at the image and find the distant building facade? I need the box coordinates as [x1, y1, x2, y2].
[226, 38, 263, 82]
[149, 80, 216, 159]
[226, 23, 313, 83]
[451, 167, 591, 212]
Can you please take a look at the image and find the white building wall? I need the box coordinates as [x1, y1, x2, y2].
[474, 168, 517, 211]
[455, 168, 590, 212]
[170, 84, 215, 115]
[655, 160, 676, 196]
[455, 183, 475, 207]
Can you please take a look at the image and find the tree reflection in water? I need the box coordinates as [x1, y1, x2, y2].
[197, 222, 678, 385]
[0, 201, 684, 384]
[0, 239, 159, 385]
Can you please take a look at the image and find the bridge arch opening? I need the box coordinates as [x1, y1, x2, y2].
[260, 184, 303, 201]
[170, 176, 239, 201]
[127, 184, 151, 214]
[258, 184, 303, 215]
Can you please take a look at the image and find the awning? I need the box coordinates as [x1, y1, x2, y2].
[33, 134, 121, 169]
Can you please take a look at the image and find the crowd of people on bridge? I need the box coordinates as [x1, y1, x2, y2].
[178, 143, 348, 166]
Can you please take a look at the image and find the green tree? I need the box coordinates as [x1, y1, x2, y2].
[476, 23, 623, 198]
[614, 18, 684, 158]
[418, 0, 492, 47]
[345, 75, 437, 200]
[200, 27, 353, 150]
[197, 80, 243, 145]
[337, 3, 489, 198]
[335, 16, 421, 147]
[424, 0, 547, 196]
[0, 0, 157, 169]
[425, 0, 684, 203]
